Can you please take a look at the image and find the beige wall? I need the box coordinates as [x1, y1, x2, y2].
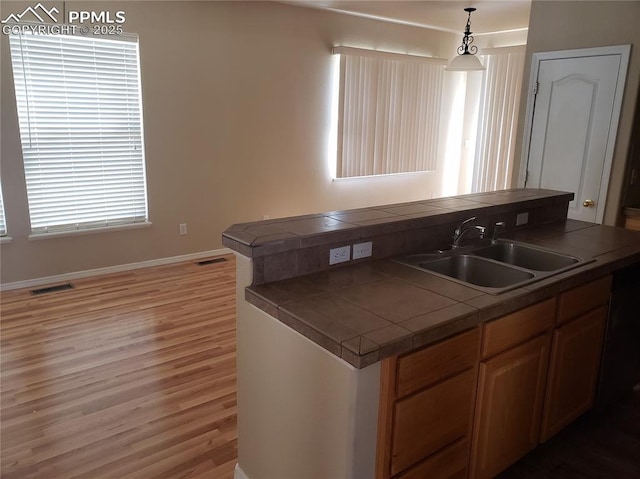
[0, 1, 461, 284]
[512, 0, 640, 226]
[234, 254, 380, 479]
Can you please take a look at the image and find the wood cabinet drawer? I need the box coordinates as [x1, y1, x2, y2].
[396, 439, 468, 479]
[396, 328, 479, 398]
[557, 275, 611, 324]
[391, 369, 475, 476]
[481, 298, 555, 358]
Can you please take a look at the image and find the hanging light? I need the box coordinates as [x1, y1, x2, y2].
[445, 7, 486, 71]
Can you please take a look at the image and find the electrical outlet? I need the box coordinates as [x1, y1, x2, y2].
[516, 212, 529, 226]
[352, 241, 373, 260]
[329, 246, 350, 265]
[179, 223, 187, 235]
[262, 215, 270, 220]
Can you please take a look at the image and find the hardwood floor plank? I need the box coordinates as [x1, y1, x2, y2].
[1, 257, 238, 479]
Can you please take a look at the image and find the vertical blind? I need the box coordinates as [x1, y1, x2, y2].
[9, 31, 148, 234]
[0, 182, 6, 236]
[472, 46, 526, 192]
[335, 47, 445, 178]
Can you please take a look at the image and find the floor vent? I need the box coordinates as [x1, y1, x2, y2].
[196, 258, 228, 266]
[31, 283, 74, 295]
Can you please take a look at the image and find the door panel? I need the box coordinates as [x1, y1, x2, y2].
[470, 334, 551, 479]
[526, 54, 622, 222]
[540, 75, 596, 205]
[540, 307, 607, 442]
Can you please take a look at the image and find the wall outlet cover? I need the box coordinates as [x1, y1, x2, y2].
[329, 246, 351, 265]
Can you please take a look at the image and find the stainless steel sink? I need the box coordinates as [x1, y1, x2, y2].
[396, 240, 590, 294]
[472, 241, 580, 272]
[418, 255, 535, 288]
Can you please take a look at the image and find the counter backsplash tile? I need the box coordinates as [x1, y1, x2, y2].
[262, 250, 298, 283]
[379, 203, 443, 216]
[223, 189, 574, 285]
[296, 243, 335, 277]
[366, 230, 410, 259]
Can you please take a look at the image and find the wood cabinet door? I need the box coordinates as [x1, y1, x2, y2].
[540, 306, 607, 442]
[470, 333, 551, 479]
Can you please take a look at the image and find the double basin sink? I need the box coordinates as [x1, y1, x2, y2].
[397, 240, 588, 294]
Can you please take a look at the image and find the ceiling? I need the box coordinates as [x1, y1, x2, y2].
[285, 1, 532, 35]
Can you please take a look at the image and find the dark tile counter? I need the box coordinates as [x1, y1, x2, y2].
[223, 190, 640, 368]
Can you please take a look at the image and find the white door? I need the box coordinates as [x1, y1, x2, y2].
[524, 47, 630, 223]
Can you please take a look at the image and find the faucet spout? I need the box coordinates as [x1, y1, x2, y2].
[453, 216, 477, 239]
[491, 221, 506, 245]
[452, 216, 487, 248]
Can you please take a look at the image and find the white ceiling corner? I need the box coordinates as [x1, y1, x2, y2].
[282, 0, 531, 35]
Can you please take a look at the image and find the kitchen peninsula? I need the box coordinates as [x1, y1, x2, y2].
[222, 189, 640, 479]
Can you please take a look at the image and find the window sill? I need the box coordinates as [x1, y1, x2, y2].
[332, 170, 434, 181]
[28, 222, 152, 240]
[0, 236, 12, 244]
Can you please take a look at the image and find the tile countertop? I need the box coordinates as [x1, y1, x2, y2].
[222, 189, 574, 261]
[243, 219, 640, 368]
[223, 189, 640, 368]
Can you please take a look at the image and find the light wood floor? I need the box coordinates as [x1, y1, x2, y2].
[1, 256, 237, 479]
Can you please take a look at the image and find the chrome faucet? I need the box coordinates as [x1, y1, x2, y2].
[492, 221, 506, 245]
[452, 216, 486, 248]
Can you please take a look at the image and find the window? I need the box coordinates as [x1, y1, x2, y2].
[0, 182, 7, 236]
[472, 46, 525, 192]
[9, 31, 148, 235]
[334, 47, 446, 178]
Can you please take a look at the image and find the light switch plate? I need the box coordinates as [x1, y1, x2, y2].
[329, 246, 351, 265]
[516, 212, 529, 226]
[352, 241, 373, 260]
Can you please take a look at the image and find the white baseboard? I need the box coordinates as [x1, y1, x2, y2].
[0, 248, 233, 291]
[234, 464, 249, 479]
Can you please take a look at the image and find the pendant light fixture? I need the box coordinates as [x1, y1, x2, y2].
[445, 7, 486, 71]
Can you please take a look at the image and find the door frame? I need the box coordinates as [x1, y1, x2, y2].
[518, 45, 631, 223]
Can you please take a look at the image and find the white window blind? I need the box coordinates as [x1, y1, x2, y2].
[0, 182, 7, 236]
[335, 47, 446, 178]
[9, 31, 148, 234]
[472, 46, 525, 192]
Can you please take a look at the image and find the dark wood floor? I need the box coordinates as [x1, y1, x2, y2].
[500, 391, 640, 478]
